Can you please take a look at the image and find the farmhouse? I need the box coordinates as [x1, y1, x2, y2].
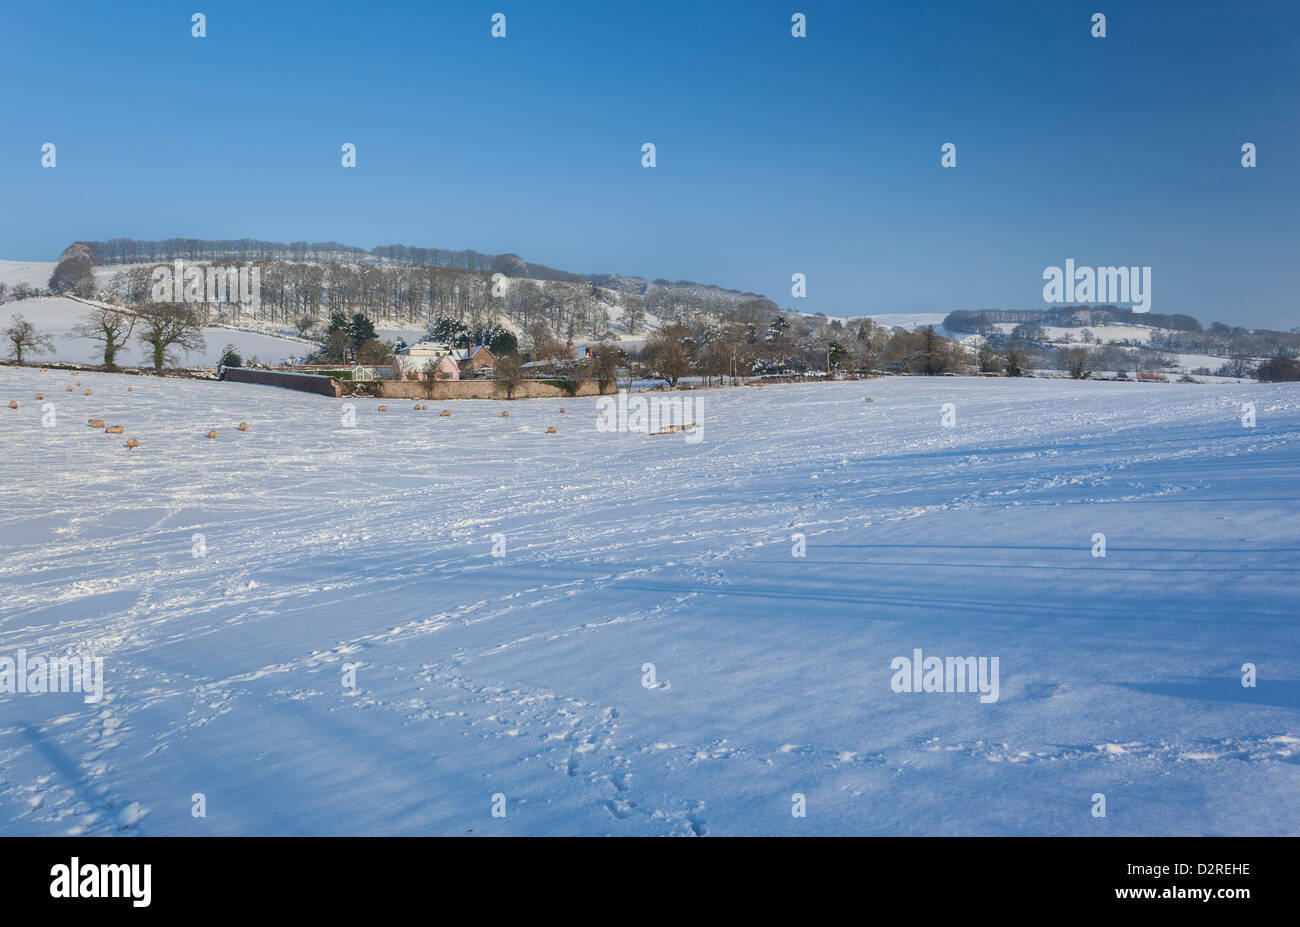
[454, 344, 497, 377]
[393, 341, 497, 380]
[394, 340, 458, 379]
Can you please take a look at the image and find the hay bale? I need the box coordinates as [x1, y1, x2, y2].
[126, 438, 139, 448]
[378, 405, 388, 412]
[7, 401, 16, 409]
[207, 430, 217, 439]
[35, 393, 43, 400]
[106, 425, 123, 434]
[439, 410, 451, 417]
[546, 426, 557, 434]
[502, 411, 510, 417]
[238, 422, 248, 431]
[560, 408, 566, 413]
[127, 387, 133, 391]
[84, 389, 92, 396]
[865, 397, 873, 402]
[65, 386, 73, 392]
[88, 419, 105, 428]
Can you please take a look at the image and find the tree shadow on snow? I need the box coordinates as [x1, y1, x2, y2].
[1117, 677, 1300, 710]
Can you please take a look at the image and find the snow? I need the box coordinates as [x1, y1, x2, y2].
[0, 370, 1297, 835]
[865, 312, 952, 333]
[0, 297, 310, 367]
[0, 260, 58, 293]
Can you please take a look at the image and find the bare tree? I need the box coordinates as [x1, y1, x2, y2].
[1058, 346, 1095, 379]
[136, 304, 205, 370]
[590, 343, 622, 393]
[421, 359, 440, 399]
[356, 338, 392, 366]
[4, 315, 55, 363]
[72, 308, 136, 368]
[494, 353, 524, 399]
[643, 323, 695, 387]
[620, 290, 646, 335]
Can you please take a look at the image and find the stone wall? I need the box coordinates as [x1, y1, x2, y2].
[377, 379, 613, 400]
[222, 368, 341, 397]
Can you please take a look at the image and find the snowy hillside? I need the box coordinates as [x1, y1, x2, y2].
[1, 370, 1296, 835]
[0, 297, 314, 367]
[0, 260, 57, 293]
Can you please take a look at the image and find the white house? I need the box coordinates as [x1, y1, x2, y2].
[393, 340, 458, 379]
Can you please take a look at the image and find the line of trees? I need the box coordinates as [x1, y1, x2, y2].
[944, 306, 1300, 359]
[3, 305, 205, 370]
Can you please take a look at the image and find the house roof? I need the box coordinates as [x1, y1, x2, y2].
[403, 340, 452, 354]
[452, 345, 497, 362]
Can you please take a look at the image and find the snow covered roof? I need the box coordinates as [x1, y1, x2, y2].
[403, 340, 451, 355]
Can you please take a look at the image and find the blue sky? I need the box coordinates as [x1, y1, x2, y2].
[1, 0, 1296, 327]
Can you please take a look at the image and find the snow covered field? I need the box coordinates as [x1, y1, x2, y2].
[0, 297, 312, 368]
[0, 369, 1297, 836]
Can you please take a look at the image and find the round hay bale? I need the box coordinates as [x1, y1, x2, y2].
[35, 393, 43, 400]
[84, 389, 92, 396]
[7, 401, 16, 409]
[559, 407, 566, 413]
[502, 411, 510, 417]
[378, 405, 388, 412]
[207, 430, 217, 439]
[127, 387, 133, 391]
[865, 397, 873, 402]
[439, 410, 451, 417]
[126, 438, 139, 448]
[65, 386, 73, 392]
[88, 419, 105, 428]
[106, 425, 123, 434]
[546, 426, 557, 434]
[238, 422, 248, 431]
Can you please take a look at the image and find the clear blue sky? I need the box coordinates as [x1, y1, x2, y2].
[2, 0, 1296, 328]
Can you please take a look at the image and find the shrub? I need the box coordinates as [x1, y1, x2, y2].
[218, 343, 243, 368]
